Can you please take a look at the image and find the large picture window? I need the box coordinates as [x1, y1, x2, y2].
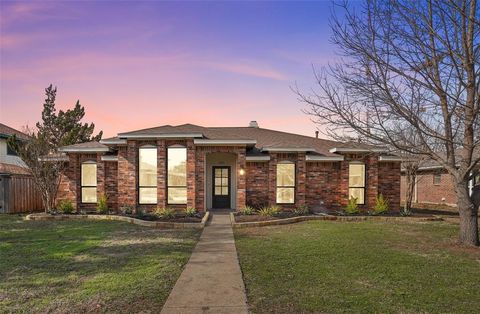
[81, 161, 97, 203]
[139, 146, 157, 204]
[276, 162, 295, 204]
[168, 147, 187, 204]
[349, 163, 365, 205]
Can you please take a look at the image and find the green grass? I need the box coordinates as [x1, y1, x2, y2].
[0, 214, 201, 313]
[235, 220, 480, 313]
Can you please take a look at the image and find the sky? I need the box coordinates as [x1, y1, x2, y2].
[0, 0, 348, 138]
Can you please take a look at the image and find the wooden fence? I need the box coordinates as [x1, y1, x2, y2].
[0, 174, 43, 213]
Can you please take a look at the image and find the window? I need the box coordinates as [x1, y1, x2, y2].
[276, 162, 295, 204]
[433, 173, 442, 185]
[349, 163, 365, 205]
[6, 143, 17, 156]
[168, 147, 187, 204]
[81, 161, 97, 203]
[139, 146, 157, 204]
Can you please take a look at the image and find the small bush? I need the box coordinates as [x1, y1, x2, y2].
[136, 208, 144, 218]
[239, 205, 255, 215]
[184, 207, 197, 217]
[58, 200, 74, 214]
[345, 197, 359, 215]
[155, 207, 176, 219]
[293, 204, 310, 216]
[372, 194, 389, 215]
[96, 194, 108, 214]
[120, 206, 133, 215]
[258, 205, 281, 217]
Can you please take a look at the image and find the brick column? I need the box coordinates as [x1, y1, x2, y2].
[339, 159, 349, 208]
[186, 139, 196, 208]
[296, 152, 306, 206]
[268, 153, 277, 205]
[366, 155, 379, 209]
[117, 142, 136, 208]
[195, 149, 206, 211]
[157, 140, 166, 208]
[236, 148, 246, 210]
[96, 153, 105, 199]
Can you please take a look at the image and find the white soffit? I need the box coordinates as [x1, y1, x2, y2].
[118, 133, 204, 139]
[329, 147, 387, 153]
[101, 155, 118, 162]
[262, 147, 316, 152]
[306, 155, 344, 162]
[194, 139, 257, 146]
[378, 155, 403, 162]
[246, 156, 271, 162]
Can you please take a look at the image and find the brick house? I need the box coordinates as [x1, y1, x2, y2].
[400, 160, 480, 207]
[56, 122, 401, 212]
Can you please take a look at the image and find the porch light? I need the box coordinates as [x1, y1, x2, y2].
[239, 168, 245, 176]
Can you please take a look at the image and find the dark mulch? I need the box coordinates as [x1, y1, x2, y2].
[129, 213, 205, 223]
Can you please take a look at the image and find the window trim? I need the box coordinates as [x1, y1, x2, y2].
[433, 173, 442, 185]
[167, 146, 187, 205]
[348, 162, 366, 205]
[276, 161, 296, 204]
[81, 160, 97, 204]
[138, 145, 158, 205]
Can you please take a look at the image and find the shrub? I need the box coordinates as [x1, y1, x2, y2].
[372, 194, 389, 215]
[258, 205, 281, 217]
[120, 205, 133, 215]
[293, 204, 310, 216]
[184, 207, 197, 217]
[155, 207, 176, 219]
[96, 194, 108, 214]
[58, 200, 74, 214]
[345, 197, 359, 215]
[239, 205, 255, 215]
[136, 208, 144, 218]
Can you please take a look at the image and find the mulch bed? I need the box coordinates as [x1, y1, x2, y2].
[47, 212, 205, 223]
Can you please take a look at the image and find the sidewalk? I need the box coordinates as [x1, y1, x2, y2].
[161, 212, 249, 314]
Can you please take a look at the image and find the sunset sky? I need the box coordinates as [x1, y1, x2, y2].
[1, 1, 349, 138]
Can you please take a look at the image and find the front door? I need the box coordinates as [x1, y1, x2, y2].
[212, 166, 231, 209]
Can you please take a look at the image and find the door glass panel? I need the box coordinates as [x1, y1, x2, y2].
[215, 168, 222, 176]
[222, 187, 228, 195]
[215, 187, 222, 195]
[215, 178, 222, 185]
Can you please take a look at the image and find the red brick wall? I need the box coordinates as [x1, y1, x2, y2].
[246, 161, 269, 207]
[306, 162, 341, 210]
[378, 162, 401, 212]
[105, 161, 118, 211]
[400, 170, 457, 206]
[56, 154, 77, 208]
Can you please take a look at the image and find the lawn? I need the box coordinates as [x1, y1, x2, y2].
[0, 214, 201, 313]
[235, 220, 480, 313]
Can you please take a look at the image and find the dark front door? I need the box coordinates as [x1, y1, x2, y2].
[212, 166, 231, 209]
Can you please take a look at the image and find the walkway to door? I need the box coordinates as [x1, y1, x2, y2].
[161, 212, 248, 314]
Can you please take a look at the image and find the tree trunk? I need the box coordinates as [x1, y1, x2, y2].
[456, 181, 479, 246]
[405, 173, 415, 212]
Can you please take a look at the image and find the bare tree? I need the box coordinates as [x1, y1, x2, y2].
[296, 0, 480, 245]
[8, 127, 65, 213]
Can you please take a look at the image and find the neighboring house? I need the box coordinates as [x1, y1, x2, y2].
[56, 122, 401, 212]
[0, 123, 28, 170]
[400, 159, 480, 207]
[0, 123, 43, 213]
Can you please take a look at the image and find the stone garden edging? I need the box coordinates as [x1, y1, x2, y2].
[25, 211, 210, 229]
[230, 212, 444, 228]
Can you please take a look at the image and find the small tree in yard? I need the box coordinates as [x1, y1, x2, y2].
[8, 127, 64, 213]
[296, 1, 480, 245]
[8, 85, 102, 213]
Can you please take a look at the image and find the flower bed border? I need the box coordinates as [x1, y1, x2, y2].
[25, 212, 210, 229]
[230, 212, 445, 228]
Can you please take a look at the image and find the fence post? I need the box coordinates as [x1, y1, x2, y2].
[0, 174, 11, 213]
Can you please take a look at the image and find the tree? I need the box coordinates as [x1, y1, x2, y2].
[296, 0, 480, 245]
[36, 84, 102, 148]
[8, 127, 64, 213]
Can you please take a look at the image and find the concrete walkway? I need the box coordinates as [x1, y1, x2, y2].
[161, 212, 249, 314]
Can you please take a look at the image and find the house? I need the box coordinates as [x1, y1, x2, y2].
[56, 122, 401, 212]
[0, 123, 29, 172]
[400, 159, 480, 207]
[0, 123, 43, 213]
